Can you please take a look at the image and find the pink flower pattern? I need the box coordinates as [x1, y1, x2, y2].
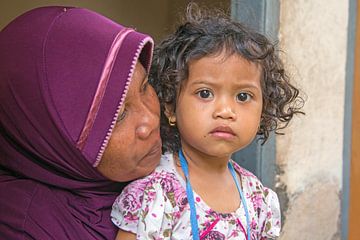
[111, 154, 281, 239]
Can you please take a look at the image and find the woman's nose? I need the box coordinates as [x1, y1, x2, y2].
[135, 95, 160, 140]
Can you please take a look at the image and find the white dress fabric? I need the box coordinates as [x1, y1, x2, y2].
[111, 153, 281, 239]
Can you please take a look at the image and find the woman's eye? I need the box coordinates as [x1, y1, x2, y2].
[197, 90, 213, 99]
[141, 78, 151, 93]
[116, 107, 127, 122]
[236, 92, 251, 102]
[142, 81, 148, 92]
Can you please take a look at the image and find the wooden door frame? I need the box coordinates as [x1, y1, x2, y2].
[343, 0, 359, 239]
[347, 0, 360, 239]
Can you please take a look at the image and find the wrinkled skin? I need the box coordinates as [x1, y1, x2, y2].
[97, 62, 162, 182]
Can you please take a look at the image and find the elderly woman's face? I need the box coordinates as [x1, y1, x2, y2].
[96, 62, 162, 181]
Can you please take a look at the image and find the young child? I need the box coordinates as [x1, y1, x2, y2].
[111, 5, 303, 240]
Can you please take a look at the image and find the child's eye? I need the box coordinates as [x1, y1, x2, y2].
[236, 92, 251, 102]
[196, 89, 213, 99]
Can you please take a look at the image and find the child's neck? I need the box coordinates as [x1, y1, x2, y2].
[174, 149, 241, 213]
[181, 148, 230, 174]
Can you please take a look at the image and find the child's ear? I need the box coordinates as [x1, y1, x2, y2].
[164, 104, 176, 126]
[164, 104, 175, 119]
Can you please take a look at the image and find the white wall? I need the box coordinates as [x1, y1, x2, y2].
[277, 0, 349, 239]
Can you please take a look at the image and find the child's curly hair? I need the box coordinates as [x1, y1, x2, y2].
[149, 4, 304, 153]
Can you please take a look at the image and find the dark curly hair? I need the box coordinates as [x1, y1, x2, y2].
[149, 4, 304, 153]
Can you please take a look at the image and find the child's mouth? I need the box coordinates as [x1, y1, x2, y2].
[210, 126, 236, 139]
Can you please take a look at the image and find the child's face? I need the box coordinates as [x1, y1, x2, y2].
[173, 53, 262, 159]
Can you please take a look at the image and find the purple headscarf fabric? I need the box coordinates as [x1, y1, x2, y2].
[0, 6, 153, 239]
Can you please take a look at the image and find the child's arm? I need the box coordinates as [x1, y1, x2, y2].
[258, 187, 281, 238]
[115, 230, 136, 240]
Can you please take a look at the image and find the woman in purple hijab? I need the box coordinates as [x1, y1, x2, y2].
[0, 6, 162, 239]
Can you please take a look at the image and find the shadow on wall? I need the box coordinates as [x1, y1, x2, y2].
[0, 0, 230, 43]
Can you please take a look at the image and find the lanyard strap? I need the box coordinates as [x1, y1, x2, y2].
[228, 160, 251, 240]
[179, 150, 251, 240]
[179, 150, 200, 240]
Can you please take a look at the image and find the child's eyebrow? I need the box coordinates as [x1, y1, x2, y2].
[233, 82, 261, 90]
[190, 80, 212, 86]
[190, 80, 261, 90]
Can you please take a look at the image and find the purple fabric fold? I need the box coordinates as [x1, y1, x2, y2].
[0, 6, 153, 239]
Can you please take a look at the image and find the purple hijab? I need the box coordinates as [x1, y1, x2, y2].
[0, 6, 153, 239]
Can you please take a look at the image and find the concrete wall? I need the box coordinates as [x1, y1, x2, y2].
[277, 1, 349, 239]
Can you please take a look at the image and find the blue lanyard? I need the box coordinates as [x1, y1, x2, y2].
[179, 150, 251, 240]
[228, 159, 251, 240]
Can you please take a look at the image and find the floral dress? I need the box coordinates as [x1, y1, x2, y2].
[111, 153, 281, 239]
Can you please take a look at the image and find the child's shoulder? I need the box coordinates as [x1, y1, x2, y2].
[231, 160, 268, 191]
[121, 153, 180, 195]
[113, 154, 185, 219]
[231, 160, 258, 180]
[231, 160, 280, 208]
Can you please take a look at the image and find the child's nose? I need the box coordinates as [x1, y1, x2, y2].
[212, 99, 237, 120]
